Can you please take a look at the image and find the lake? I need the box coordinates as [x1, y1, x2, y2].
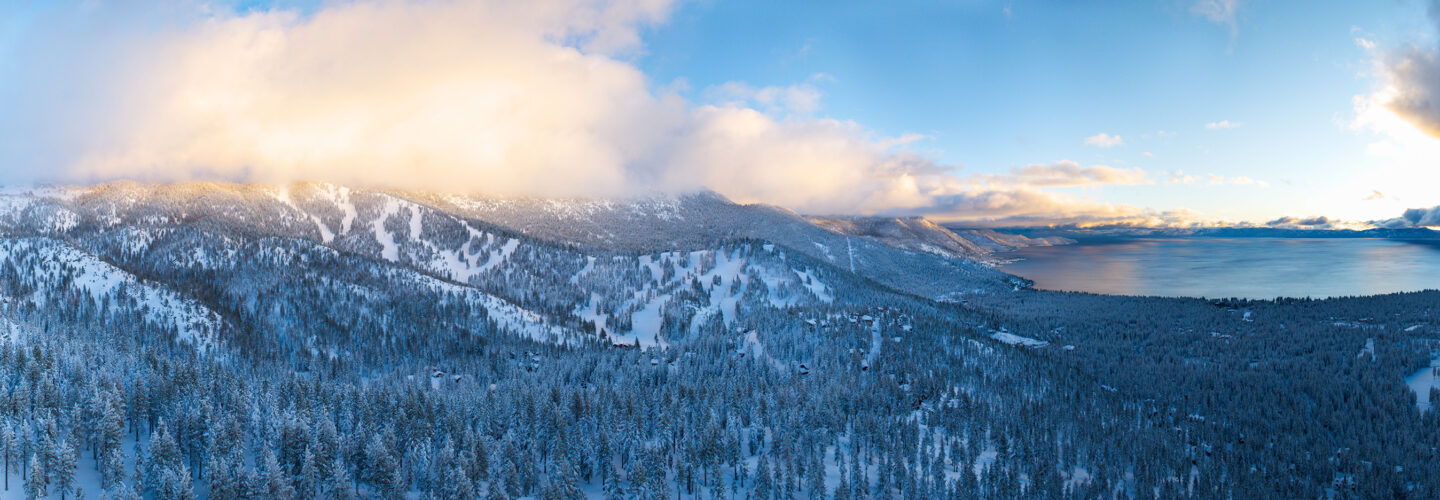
[1000, 238, 1440, 299]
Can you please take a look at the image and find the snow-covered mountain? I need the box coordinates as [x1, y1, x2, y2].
[807, 216, 995, 262]
[1, 181, 1432, 499]
[947, 227, 1075, 253]
[0, 181, 1020, 359]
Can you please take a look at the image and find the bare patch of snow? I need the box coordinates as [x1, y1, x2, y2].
[991, 329, 1049, 348]
[373, 197, 402, 261]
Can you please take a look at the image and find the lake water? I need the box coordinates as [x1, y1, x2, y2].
[1000, 238, 1440, 299]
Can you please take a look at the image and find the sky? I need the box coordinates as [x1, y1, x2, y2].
[3, 0, 1440, 227]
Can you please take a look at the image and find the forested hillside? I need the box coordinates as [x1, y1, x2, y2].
[0, 182, 1430, 499]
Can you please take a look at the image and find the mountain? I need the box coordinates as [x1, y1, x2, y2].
[0, 181, 1436, 499]
[415, 189, 1021, 298]
[995, 224, 1440, 240]
[0, 181, 1024, 359]
[807, 216, 992, 261]
[807, 216, 1075, 264]
[948, 227, 1075, 253]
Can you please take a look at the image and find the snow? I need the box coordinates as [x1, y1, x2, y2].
[406, 270, 574, 344]
[973, 445, 999, 476]
[743, 329, 764, 358]
[793, 269, 833, 303]
[373, 197, 402, 261]
[0, 238, 224, 352]
[1405, 357, 1440, 413]
[273, 185, 336, 243]
[615, 293, 670, 349]
[408, 205, 424, 242]
[702, 250, 748, 326]
[473, 238, 519, 274]
[316, 184, 357, 234]
[1358, 338, 1375, 361]
[863, 320, 883, 370]
[755, 267, 793, 307]
[577, 293, 609, 335]
[570, 256, 595, 284]
[991, 329, 1049, 348]
[811, 241, 834, 261]
[639, 254, 665, 283]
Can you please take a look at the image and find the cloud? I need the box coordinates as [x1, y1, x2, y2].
[1353, 1, 1440, 139]
[1208, 174, 1267, 187]
[1363, 189, 1394, 201]
[1083, 133, 1124, 148]
[1374, 206, 1440, 228]
[1161, 170, 1266, 187]
[703, 82, 822, 115]
[0, 0, 1168, 224]
[1264, 216, 1335, 229]
[1349, 1, 1440, 213]
[1191, 0, 1240, 36]
[983, 161, 1149, 187]
[1205, 120, 1242, 130]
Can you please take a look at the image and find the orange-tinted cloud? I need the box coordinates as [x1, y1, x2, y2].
[0, 0, 1173, 224]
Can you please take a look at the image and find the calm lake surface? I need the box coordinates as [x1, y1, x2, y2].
[1000, 238, 1440, 299]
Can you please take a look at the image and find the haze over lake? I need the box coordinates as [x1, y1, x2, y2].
[1001, 238, 1440, 299]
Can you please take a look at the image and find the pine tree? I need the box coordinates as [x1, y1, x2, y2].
[754, 454, 774, 500]
[363, 433, 401, 499]
[834, 474, 852, 500]
[24, 452, 46, 500]
[145, 423, 183, 496]
[102, 482, 142, 500]
[100, 399, 126, 457]
[297, 448, 320, 500]
[498, 459, 522, 498]
[50, 439, 77, 500]
[258, 448, 296, 500]
[205, 455, 245, 500]
[328, 458, 356, 500]
[602, 460, 625, 500]
[101, 445, 128, 490]
[155, 466, 196, 500]
[441, 464, 477, 500]
[540, 455, 583, 500]
[1, 421, 11, 492]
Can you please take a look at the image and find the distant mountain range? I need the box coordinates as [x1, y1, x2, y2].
[954, 224, 1440, 241]
[809, 216, 1073, 262]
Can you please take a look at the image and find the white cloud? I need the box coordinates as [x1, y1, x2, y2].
[1214, 175, 1268, 187]
[1347, 1, 1440, 215]
[1162, 170, 1266, 187]
[983, 161, 1149, 187]
[1165, 171, 1199, 185]
[1083, 133, 1124, 148]
[0, 0, 1170, 224]
[703, 82, 822, 115]
[1205, 120, 1242, 130]
[1191, 0, 1240, 36]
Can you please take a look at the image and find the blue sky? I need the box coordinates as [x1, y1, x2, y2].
[3, 0, 1440, 226]
[636, 0, 1436, 223]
